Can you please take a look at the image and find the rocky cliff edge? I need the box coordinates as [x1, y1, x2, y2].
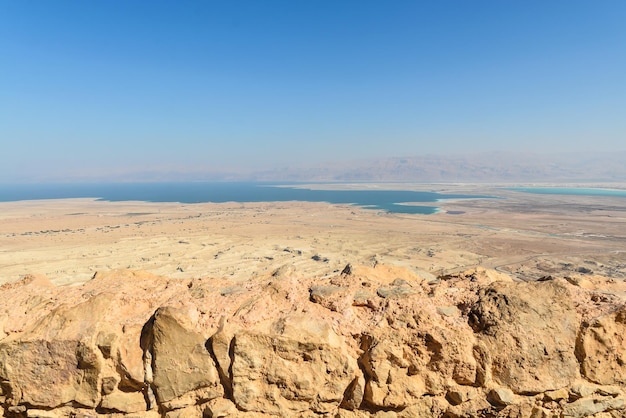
[1, 265, 626, 418]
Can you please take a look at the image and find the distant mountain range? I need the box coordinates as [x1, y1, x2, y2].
[10, 151, 626, 183]
[246, 151, 626, 183]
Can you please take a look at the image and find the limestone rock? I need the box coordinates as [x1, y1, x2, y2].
[2, 267, 626, 418]
[445, 396, 494, 418]
[310, 285, 347, 300]
[570, 382, 600, 400]
[544, 387, 569, 402]
[310, 285, 350, 311]
[361, 334, 428, 408]
[578, 307, 626, 385]
[106, 411, 160, 418]
[360, 306, 477, 409]
[446, 386, 478, 406]
[209, 319, 238, 395]
[345, 264, 426, 286]
[25, 409, 64, 418]
[397, 396, 447, 417]
[159, 387, 220, 411]
[376, 285, 417, 299]
[272, 314, 345, 348]
[566, 276, 595, 289]
[530, 406, 558, 418]
[163, 405, 202, 418]
[99, 390, 147, 413]
[116, 324, 147, 389]
[562, 396, 625, 418]
[0, 339, 101, 409]
[231, 329, 359, 416]
[436, 305, 460, 317]
[335, 411, 371, 418]
[101, 375, 119, 395]
[352, 290, 376, 307]
[488, 387, 515, 406]
[469, 281, 579, 393]
[203, 397, 238, 417]
[150, 306, 223, 405]
[0, 274, 56, 338]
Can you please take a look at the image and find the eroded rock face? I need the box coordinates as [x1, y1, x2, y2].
[578, 307, 626, 385]
[231, 317, 360, 416]
[360, 304, 477, 409]
[0, 266, 625, 417]
[0, 294, 114, 410]
[469, 280, 580, 393]
[0, 339, 101, 409]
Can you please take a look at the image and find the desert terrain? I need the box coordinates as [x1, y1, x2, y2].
[1, 183, 626, 417]
[1, 183, 625, 287]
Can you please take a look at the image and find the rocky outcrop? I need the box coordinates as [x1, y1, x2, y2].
[469, 280, 580, 393]
[577, 307, 626, 386]
[359, 303, 478, 409]
[1, 266, 625, 417]
[0, 339, 101, 409]
[231, 329, 358, 415]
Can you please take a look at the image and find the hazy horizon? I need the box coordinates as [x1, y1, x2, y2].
[2, 1, 625, 182]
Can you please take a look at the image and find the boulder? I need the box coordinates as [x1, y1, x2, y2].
[149, 306, 223, 406]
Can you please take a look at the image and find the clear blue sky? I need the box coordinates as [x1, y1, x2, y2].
[1, 1, 625, 181]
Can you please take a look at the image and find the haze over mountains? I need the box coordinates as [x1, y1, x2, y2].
[251, 151, 626, 183]
[14, 151, 626, 184]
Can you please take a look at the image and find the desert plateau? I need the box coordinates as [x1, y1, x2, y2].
[1, 184, 626, 417]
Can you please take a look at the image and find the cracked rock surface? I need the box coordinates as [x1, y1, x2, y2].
[1, 266, 626, 417]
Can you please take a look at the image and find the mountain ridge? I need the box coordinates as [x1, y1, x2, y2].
[6, 151, 626, 183]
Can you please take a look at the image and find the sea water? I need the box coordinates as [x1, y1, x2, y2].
[0, 182, 490, 215]
[509, 187, 626, 198]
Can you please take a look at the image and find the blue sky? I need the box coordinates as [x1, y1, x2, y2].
[1, 1, 625, 181]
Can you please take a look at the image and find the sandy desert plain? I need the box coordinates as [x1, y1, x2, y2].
[1, 182, 625, 287]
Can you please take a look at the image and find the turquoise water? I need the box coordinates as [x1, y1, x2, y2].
[0, 182, 490, 215]
[509, 187, 626, 198]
